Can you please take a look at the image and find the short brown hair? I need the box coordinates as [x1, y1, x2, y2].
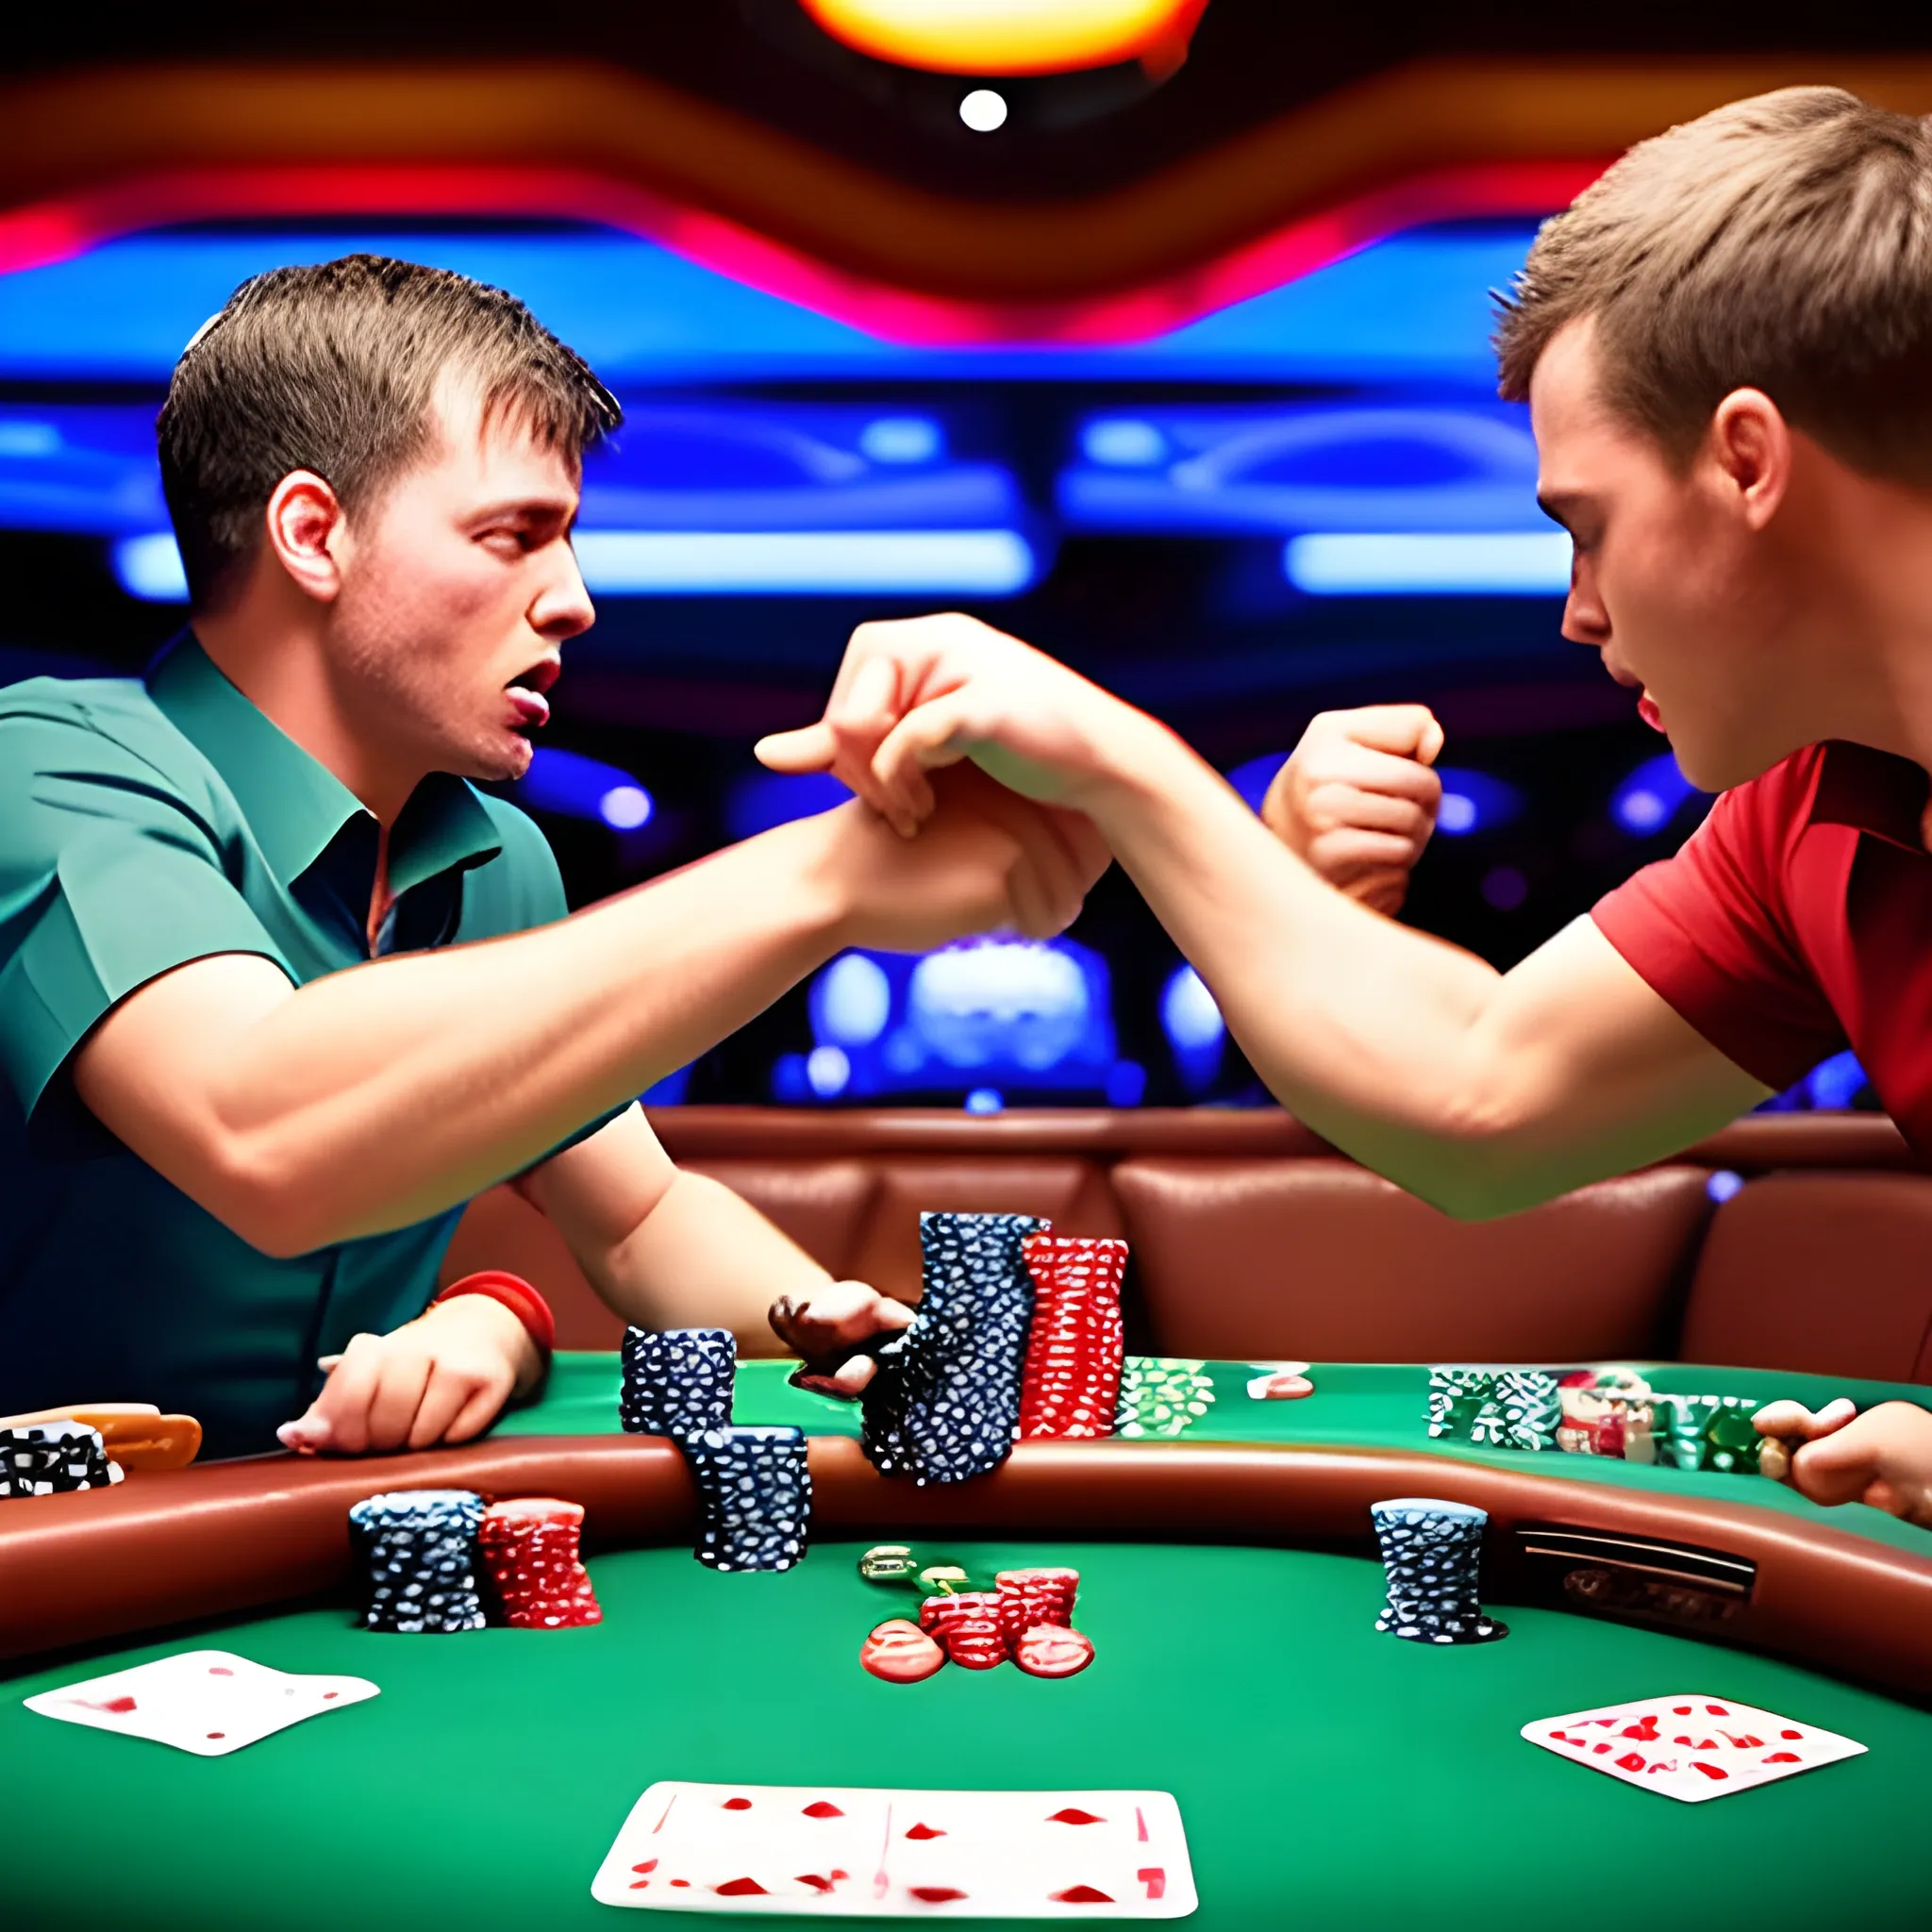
[157, 255, 622, 607]
[1494, 88, 1932, 482]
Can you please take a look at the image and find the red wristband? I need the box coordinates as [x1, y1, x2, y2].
[429, 1272, 557, 1358]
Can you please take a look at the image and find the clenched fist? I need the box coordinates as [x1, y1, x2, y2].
[1259, 705, 1445, 916]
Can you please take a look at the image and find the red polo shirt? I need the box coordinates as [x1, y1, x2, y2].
[1591, 741, 1932, 1157]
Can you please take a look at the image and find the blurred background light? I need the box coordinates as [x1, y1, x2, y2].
[1285, 531, 1571, 595]
[1706, 1169, 1745, 1204]
[726, 769, 854, 841]
[812, 952, 893, 1048]
[1431, 766, 1524, 838]
[1610, 749, 1703, 837]
[858, 416, 944, 463]
[572, 529, 1037, 595]
[113, 532, 187, 602]
[1160, 962, 1226, 1094]
[959, 90, 1009, 132]
[513, 747, 654, 830]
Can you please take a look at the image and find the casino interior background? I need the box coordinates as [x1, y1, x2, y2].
[2, 8, 1925, 1116]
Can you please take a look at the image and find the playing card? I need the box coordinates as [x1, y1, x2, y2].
[1522, 1692, 1866, 1802]
[24, 1649, 378, 1757]
[591, 1782, 1196, 1917]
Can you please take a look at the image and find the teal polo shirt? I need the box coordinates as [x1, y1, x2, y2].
[0, 635, 616, 1457]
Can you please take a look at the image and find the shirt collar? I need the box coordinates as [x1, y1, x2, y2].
[1808, 740, 1932, 854]
[146, 632, 503, 891]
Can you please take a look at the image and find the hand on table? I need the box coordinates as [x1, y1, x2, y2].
[756, 612, 1135, 829]
[1258, 705, 1444, 917]
[275, 1293, 541, 1456]
[1752, 1397, 1932, 1528]
[768, 1280, 915, 1398]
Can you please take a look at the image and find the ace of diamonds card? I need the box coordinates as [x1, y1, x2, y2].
[591, 1781, 1196, 1917]
[1522, 1691, 1866, 1802]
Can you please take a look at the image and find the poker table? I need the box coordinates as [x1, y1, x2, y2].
[6, 1357, 1932, 1930]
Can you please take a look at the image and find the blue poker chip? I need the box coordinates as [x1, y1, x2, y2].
[349, 1490, 488, 1633]
[685, 1425, 812, 1572]
[621, 1326, 736, 1440]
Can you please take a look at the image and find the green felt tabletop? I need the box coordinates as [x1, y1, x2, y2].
[5, 1540, 1929, 1930]
[495, 1356, 1932, 1558]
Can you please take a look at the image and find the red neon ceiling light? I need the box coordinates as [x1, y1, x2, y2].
[0, 158, 1601, 348]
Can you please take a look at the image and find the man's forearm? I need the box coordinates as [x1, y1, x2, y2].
[192, 817, 844, 1250]
[1080, 714, 1768, 1214]
[578, 1169, 831, 1353]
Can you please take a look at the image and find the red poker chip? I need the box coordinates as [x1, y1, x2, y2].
[1012, 1624, 1095, 1679]
[861, 1619, 947, 1683]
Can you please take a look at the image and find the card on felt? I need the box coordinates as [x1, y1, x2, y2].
[1522, 1692, 1866, 1802]
[591, 1781, 1196, 1917]
[24, 1648, 378, 1757]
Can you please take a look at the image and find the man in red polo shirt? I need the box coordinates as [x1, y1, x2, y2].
[756, 85, 1932, 1526]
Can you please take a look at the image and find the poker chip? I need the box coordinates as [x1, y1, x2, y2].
[1369, 1496, 1507, 1645]
[348, 1490, 488, 1634]
[918, 1591, 1008, 1670]
[1473, 1370, 1563, 1452]
[620, 1326, 736, 1441]
[1017, 1237, 1127, 1441]
[1112, 1357, 1215, 1438]
[861, 1212, 1046, 1486]
[1011, 1624, 1095, 1679]
[995, 1568, 1080, 1647]
[0, 1422, 124, 1498]
[860, 1619, 947, 1684]
[685, 1425, 811, 1572]
[1656, 1392, 1764, 1474]
[479, 1497, 601, 1629]
[1425, 1367, 1496, 1441]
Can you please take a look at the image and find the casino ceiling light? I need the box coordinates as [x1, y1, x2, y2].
[1284, 532, 1571, 597]
[800, 0, 1209, 75]
[571, 530, 1038, 596]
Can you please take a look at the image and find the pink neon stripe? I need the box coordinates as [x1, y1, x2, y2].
[0, 158, 1605, 347]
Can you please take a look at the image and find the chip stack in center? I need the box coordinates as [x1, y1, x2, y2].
[861, 1211, 1046, 1485]
[686, 1424, 812, 1572]
[349, 1490, 488, 1634]
[1018, 1236, 1127, 1440]
[1369, 1496, 1507, 1645]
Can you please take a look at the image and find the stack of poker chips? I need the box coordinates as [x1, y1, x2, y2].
[479, 1498, 602, 1628]
[861, 1211, 1046, 1485]
[685, 1425, 812, 1572]
[1018, 1236, 1127, 1440]
[1427, 1366, 1497, 1441]
[1655, 1393, 1764, 1473]
[348, 1490, 489, 1634]
[1370, 1497, 1507, 1645]
[994, 1566, 1080, 1645]
[0, 1422, 125, 1498]
[1555, 1368, 1657, 1461]
[620, 1326, 736, 1441]
[1113, 1356, 1216, 1438]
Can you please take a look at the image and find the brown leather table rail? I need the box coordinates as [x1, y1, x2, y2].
[8, 1436, 1931, 1699]
[441, 1108, 1932, 1380]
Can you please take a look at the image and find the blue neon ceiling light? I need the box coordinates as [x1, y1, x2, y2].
[1285, 531, 1571, 595]
[0, 221, 1538, 385]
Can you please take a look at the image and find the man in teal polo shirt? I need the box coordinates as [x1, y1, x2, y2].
[0, 256, 1103, 1459]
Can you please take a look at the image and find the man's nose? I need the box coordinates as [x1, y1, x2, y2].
[534, 549, 595, 641]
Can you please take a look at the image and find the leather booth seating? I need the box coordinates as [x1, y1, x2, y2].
[441, 1109, 1932, 1385]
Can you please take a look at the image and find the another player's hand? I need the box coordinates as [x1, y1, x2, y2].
[1259, 706, 1444, 917]
[819, 762, 1110, 952]
[768, 1280, 915, 1398]
[275, 1294, 541, 1456]
[1752, 1397, 1932, 1528]
[756, 613, 1135, 830]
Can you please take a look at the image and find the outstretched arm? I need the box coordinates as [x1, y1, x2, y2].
[758, 616, 1768, 1218]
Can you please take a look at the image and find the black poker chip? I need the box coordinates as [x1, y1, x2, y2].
[621, 1326, 737, 1441]
[0, 1423, 124, 1499]
[348, 1489, 488, 1633]
[684, 1425, 811, 1572]
[860, 1212, 1045, 1486]
[1370, 1497, 1507, 1645]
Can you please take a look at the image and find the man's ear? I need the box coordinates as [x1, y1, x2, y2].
[263, 471, 346, 603]
[1708, 388, 1791, 531]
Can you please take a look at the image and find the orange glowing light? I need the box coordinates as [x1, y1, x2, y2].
[800, 0, 1209, 77]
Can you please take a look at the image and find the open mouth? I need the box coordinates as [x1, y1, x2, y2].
[505, 657, 560, 732]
